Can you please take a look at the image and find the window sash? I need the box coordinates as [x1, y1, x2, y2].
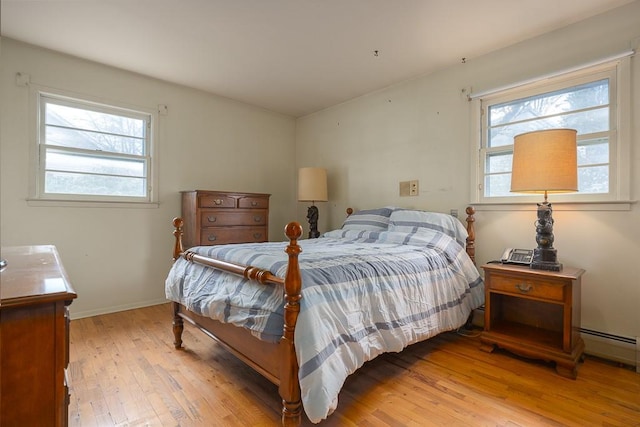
[476, 63, 619, 204]
[38, 93, 153, 202]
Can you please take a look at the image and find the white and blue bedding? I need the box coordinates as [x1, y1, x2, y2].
[165, 217, 483, 423]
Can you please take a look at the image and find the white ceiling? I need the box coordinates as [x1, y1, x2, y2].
[1, 0, 634, 117]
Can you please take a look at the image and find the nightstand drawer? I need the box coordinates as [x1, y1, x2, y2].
[200, 227, 267, 244]
[489, 274, 564, 302]
[200, 210, 268, 227]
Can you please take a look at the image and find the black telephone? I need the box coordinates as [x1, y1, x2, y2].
[501, 248, 534, 265]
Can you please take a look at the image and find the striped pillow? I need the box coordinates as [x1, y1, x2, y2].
[341, 207, 395, 231]
[388, 209, 468, 246]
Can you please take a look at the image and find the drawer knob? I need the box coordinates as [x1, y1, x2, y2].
[214, 199, 223, 205]
[208, 235, 217, 242]
[251, 201, 258, 207]
[207, 216, 217, 223]
[253, 233, 263, 239]
[516, 283, 533, 293]
[254, 216, 263, 222]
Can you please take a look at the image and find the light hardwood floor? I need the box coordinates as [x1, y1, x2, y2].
[69, 303, 640, 426]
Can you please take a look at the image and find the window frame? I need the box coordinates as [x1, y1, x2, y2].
[30, 86, 159, 206]
[470, 57, 632, 209]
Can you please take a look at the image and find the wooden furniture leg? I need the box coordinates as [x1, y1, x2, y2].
[172, 302, 184, 349]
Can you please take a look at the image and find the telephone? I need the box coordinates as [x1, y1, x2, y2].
[501, 248, 534, 265]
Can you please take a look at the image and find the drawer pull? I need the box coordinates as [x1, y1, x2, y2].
[207, 216, 217, 223]
[515, 283, 533, 293]
[254, 216, 263, 222]
[214, 199, 223, 205]
[253, 233, 263, 239]
[208, 235, 217, 242]
[251, 201, 258, 207]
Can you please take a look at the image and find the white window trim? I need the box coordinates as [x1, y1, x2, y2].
[469, 56, 634, 211]
[28, 84, 160, 207]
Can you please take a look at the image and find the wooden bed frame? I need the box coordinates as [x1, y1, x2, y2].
[170, 207, 477, 426]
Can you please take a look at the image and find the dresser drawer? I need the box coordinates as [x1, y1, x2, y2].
[198, 194, 237, 208]
[200, 227, 267, 244]
[488, 273, 565, 302]
[238, 196, 269, 209]
[200, 210, 268, 227]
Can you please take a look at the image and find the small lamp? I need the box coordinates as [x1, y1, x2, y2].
[297, 167, 328, 239]
[510, 129, 578, 271]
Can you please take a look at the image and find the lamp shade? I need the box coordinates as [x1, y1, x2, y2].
[297, 167, 328, 202]
[510, 129, 578, 194]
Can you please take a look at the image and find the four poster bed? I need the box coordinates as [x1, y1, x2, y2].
[166, 206, 483, 426]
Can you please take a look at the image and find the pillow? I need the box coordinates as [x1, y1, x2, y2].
[388, 209, 468, 245]
[341, 207, 395, 231]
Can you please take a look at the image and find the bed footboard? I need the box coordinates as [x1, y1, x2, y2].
[171, 217, 304, 427]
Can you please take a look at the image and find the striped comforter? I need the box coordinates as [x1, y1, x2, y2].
[165, 228, 484, 423]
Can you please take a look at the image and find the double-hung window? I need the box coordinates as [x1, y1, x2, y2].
[36, 92, 155, 203]
[474, 56, 631, 206]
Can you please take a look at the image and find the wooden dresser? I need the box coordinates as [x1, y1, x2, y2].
[0, 245, 77, 426]
[181, 190, 270, 248]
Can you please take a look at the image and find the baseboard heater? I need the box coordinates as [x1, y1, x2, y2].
[580, 328, 639, 373]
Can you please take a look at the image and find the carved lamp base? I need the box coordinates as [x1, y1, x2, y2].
[531, 200, 562, 271]
[306, 205, 320, 239]
[531, 247, 562, 271]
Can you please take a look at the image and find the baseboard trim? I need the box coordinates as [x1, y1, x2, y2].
[70, 298, 169, 320]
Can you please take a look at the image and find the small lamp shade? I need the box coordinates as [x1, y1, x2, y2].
[298, 167, 328, 202]
[511, 129, 578, 194]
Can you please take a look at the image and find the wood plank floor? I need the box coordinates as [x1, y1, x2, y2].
[69, 303, 640, 426]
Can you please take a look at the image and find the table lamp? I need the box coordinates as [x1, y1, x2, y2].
[297, 167, 328, 238]
[510, 128, 578, 271]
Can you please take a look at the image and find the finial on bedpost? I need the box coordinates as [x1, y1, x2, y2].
[172, 217, 184, 261]
[284, 221, 303, 241]
[465, 206, 476, 264]
[281, 221, 303, 426]
[346, 207, 353, 216]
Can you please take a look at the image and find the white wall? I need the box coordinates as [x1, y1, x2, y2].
[296, 1, 640, 354]
[0, 39, 297, 318]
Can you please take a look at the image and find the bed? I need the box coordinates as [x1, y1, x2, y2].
[166, 206, 483, 426]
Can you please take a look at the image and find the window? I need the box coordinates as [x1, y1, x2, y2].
[473, 57, 631, 206]
[35, 92, 155, 203]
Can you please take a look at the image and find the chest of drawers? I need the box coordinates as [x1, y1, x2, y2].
[181, 190, 270, 248]
[0, 245, 77, 426]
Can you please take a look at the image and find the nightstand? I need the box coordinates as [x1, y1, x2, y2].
[479, 263, 585, 379]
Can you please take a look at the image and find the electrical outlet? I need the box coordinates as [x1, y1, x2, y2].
[409, 180, 418, 196]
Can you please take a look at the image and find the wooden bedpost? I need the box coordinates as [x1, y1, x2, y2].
[280, 221, 303, 427]
[465, 206, 476, 264]
[172, 217, 184, 261]
[172, 218, 185, 348]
